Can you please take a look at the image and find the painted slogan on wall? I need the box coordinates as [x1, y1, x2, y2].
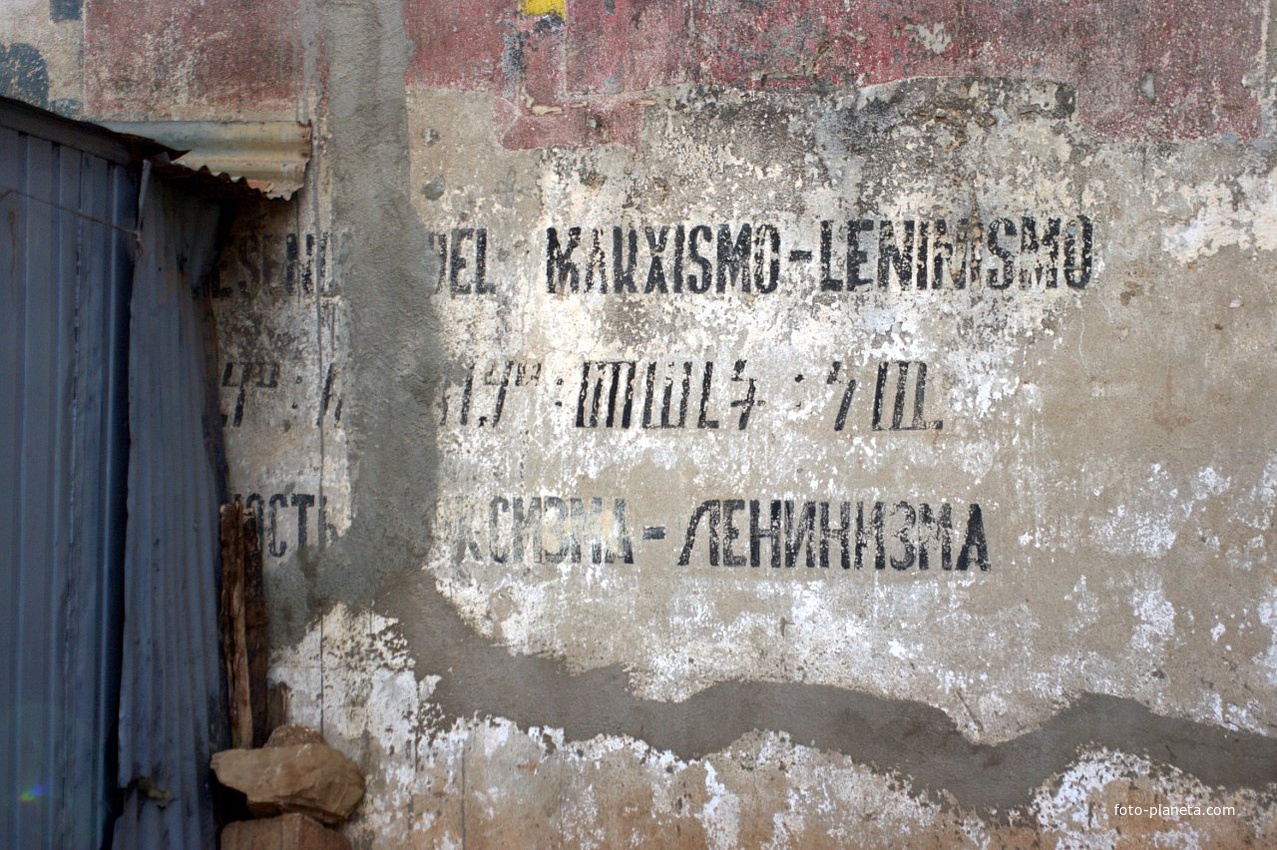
[427, 212, 1096, 576]
[210, 207, 1096, 577]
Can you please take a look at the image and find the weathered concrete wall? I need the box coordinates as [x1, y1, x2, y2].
[10, 0, 1277, 845]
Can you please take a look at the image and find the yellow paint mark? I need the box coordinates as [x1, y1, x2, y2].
[522, 0, 565, 17]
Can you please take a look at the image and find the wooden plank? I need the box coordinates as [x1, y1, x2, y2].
[242, 513, 270, 747]
[219, 503, 252, 749]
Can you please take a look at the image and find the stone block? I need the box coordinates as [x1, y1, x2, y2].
[220, 813, 351, 850]
[212, 743, 365, 825]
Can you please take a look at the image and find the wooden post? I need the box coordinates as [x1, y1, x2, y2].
[243, 510, 270, 747]
[220, 502, 266, 749]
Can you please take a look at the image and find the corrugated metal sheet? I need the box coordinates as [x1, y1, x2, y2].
[0, 98, 229, 849]
[111, 175, 228, 850]
[102, 120, 311, 199]
[0, 101, 136, 850]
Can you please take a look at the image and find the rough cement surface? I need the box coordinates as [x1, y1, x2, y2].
[264, 0, 1277, 843]
[273, 603, 1277, 847]
[7, 0, 1277, 845]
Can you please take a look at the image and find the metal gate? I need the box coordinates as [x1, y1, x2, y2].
[1, 98, 136, 850]
[1, 97, 227, 849]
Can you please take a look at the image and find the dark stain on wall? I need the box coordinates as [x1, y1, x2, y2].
[0, 43, 49, 108]
[50, 0, 82, 23]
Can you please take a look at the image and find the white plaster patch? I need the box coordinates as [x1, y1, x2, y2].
[1033, 750, 1132, 848]
[911, 23, 953, 55]
[1162, 167, 1277, 264]
[1255, 586, 1277, 687]
[1129, 571, 1176, 655]
[1236, 455, 1277, 532]
[1195, 466, 1230, 498]
[1064, 575, 1100, 629]
[270, 603, 442, 839]
[1094, 465, 1191, 558]
[697, 763, 742, 850]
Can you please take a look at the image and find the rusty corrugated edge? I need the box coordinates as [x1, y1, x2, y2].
[100, 120, 311, 200]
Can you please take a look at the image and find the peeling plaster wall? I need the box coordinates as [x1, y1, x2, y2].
[10, 1, 1277, 846]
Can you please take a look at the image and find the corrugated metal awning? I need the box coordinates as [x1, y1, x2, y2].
[101, 120, 310, 200]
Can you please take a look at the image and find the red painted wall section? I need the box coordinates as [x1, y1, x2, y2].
[405, 0, 1265, 149]
[405, 1, 668, 148]
[565, 0, 696, 97]
[68, 0, 1262, 141]
[84, 0, 300, 117]
[404, 0, 513, 92]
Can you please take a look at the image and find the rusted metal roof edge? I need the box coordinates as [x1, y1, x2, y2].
[101, 120, 311, 200]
